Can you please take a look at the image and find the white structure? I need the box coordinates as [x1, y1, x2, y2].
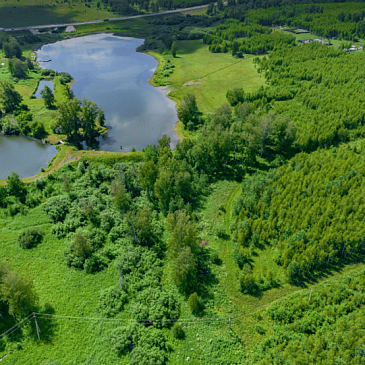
[65, 26, 76, 33]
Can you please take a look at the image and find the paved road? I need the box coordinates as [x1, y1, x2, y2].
[2, 4, 211, 32]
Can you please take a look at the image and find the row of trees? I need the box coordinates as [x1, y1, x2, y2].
[231, 141, 365, 283]
[253, 270, 365, 364]
[204, 22, 296, 56]
[254, 42, 365, 150]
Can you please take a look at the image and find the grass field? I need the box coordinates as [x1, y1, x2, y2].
[152, 40, 266, 113]
[0, 0, 116, 28]
[0, 204, 121, 364]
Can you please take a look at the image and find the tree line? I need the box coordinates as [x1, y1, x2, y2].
[231, 141, 365, 286]
[253, 270, 365, 364]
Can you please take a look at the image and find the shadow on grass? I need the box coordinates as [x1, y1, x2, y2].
[0, 303, 57, 346]
[290, 254, 365, 289]
[28, 303, 57, 343]
[177, 40, 206, 56]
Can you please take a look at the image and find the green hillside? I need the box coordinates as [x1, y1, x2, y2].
[2, 1, 365, 364]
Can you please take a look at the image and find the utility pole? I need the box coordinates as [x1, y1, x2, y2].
[33, 313, 41, 340]
[309, 287, 313, 300]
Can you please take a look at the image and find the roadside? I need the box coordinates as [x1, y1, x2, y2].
[3, 3, 213, 32]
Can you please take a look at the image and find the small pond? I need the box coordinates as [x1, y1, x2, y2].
[35, 80, 54, 99]
[36, 33, 178, 152]
[0, 136, 57, 179]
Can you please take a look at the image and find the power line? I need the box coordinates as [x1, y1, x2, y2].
[34, 312, 230, 323]
[0, 314, 34, 339]
[0, 312, 230, 339]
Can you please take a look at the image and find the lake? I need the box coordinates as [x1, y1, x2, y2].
[37, 33, 179, 152]
[0, 136, 57, 179]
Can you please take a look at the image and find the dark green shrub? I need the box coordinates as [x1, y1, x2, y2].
[41, 69, 55, 77]
[256, 324, 266, 335]
[18, 227, 44, 249]
[239, 264, 260, 295]
[34, 178, 46, 191]
[171, 323, 185, 339]
[0, 186, 7, 208]
[64, 231, 93, 268]
[84, 253, 108, 274]
[8, 202, 25, 216]
[110, 325, 134, 356]
[58, 72, 72, 84]
[43, 195, 71, 223]
[287, 261, 301, 284]
[97, 285, 127, 317]
[187, 292, 203, 315]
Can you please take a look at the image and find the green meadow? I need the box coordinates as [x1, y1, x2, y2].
[156, 40, 266, 113]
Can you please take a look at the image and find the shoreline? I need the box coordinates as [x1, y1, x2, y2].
[34, 33, 181, 147]
[145, 50, 182, 144]
[0, 32, 182, 183]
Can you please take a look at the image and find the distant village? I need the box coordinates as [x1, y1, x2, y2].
[283, 27, 362, 51]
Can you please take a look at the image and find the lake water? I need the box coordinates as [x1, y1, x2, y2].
[37, 33, 179, 152]
[0, 136, 57, 179]
[35, 80, 54, 98]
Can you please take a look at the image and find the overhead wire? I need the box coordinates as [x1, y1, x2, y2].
[0, 313, 34, 338]
[0, 312, 230, 339]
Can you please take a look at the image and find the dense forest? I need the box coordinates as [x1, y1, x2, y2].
[231, 142, 365, 284]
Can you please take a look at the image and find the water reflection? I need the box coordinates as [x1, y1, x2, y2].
[37, 34, 178, 152]
[0, 135, 57, 179]
[35, 80, 54, 99]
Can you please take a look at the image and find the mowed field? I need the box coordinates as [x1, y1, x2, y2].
[161, 40, 266, 113]
[0, 0, 115, 28]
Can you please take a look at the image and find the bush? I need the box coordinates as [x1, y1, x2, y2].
[171, 323, 185, 339]
[97, 285, 128, 317]
[256, 324, 266, 335]
[84, 253, 108, 274]
[8, 202, 26, 216]
[287, 261, 301, 284]
[17, 227, 44, 249]
[41, 69, 55, 77]
[58, 72, 72, 84]
[187, 292, 203, 315]
[43, 195, 71, 223]
[110, 326, 134, 355]
[239, 264, 260, 295]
